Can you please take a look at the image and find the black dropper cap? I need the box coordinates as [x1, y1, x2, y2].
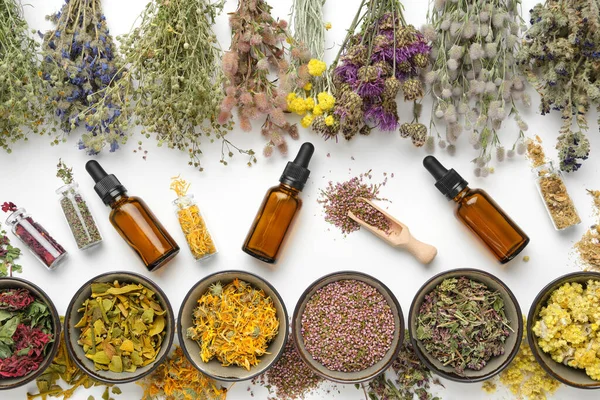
[280, 142, 315, 191]
[423, 156, 468, 200]
[85, 160, 127, 205]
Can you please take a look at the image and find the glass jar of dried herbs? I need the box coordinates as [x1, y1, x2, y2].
[56, 183, 103, 250]
[533, 162, 581, 231]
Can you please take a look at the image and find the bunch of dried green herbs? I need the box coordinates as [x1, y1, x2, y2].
[40, 0, 128, 155]
[0, 0, 45, 152]
[416, 277, 512, 375]
[518, 0, 600, 172]
[28, 330, 120, 400]
[219, 0, 307, 157]
[112, 0, 254, 169]
[325, 0, 431, 141]
[0, 222, 22, 277]
[424, 0, 529, 176]
[365, 332, 442, 400]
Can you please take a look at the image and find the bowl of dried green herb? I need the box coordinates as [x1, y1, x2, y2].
[408, 268, 523, 383]
[64, 271, 174, 384]
[0, 277, 61, 390]
[178, 270, 288, 382]
[527, 271, 600, 389]
[291, 271, 403, 384]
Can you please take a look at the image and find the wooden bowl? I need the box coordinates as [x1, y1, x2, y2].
[292, 271, 404, 384]
[178, 270, 288, 382]
[0, 277, 61, 390]
[408, 268, 523, 383]
[527, 271, 600, 389]
[65, 272, 174, 384]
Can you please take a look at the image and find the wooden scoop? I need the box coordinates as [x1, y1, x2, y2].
[347, 198, 438, 265]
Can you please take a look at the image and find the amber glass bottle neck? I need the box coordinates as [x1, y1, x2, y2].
[108, 193, 130, 208]
[452, 187, 471, 203]
[278, 183, 301, 196]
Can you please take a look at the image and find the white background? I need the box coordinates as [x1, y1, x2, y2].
[3, 0, 600, 399]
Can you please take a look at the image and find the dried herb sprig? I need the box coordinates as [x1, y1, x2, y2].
[56, 158, 74, 185]
[416, 277, 512, 375]
[518, 0, 600, 172]
[114, 0, 253, 169]
[40, 0, 128, 155]
[138, 346, 226, 400]
[325, 0, 431, 141]
[367, 332, 442, 400]
[424, 0, 529, 175]
[28, 329, 119, 400]
[219, 0, 307, 157]
[574, 190, 600, 272]
[0, 222, 22, 277]
[0, 0, 46, 152]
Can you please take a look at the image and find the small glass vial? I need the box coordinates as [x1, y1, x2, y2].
[173, 194, 217, 261]
[5, 208, 67, 270]
[533, 162, 581, 230]
[56, 182, 103, 249]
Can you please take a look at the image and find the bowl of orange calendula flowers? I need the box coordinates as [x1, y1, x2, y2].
[178, 270, 288, 381]
[528, 271, 600, 389]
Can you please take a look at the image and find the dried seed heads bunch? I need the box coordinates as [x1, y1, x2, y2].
[289, 0, 338, 139]
[518, 0, 600, 173]
[40, 0, 127, 155]
[219, 0, 307, 157]
[425, 0, 529, 176]
[117, 0, 254, 170]
[0, 0, 45, 153]
[318, 170, 389, 235]
[328, 0, 431, 141]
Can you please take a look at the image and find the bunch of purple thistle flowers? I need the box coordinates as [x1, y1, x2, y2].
[40, 0, 127, 155]
[321, 1, 430, 141]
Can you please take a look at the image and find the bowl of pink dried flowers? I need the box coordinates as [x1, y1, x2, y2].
[292, 271, 403, 383]
[0, 277, 61, 390]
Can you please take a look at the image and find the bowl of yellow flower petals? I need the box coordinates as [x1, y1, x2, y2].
[528, 271, 600, 389]
[178, 270, 288, 381]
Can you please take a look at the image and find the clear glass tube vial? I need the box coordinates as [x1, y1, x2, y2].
[56, 182, 103, 249]
[173, 194, 217, 261]
[533, 162, 581, 230]
[5, 207, 67, 270]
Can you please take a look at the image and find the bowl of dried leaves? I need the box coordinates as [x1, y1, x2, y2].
[64, 271, 174, 384]
[178, 270, 288, 382]
[527, 271, 600, 389]
[408, 268, 523, 383]
[0, 277, 61, 390]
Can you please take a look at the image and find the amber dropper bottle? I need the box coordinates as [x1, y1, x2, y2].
[423, 156, 529, 264]
[243, 142, 315, 264]
[86, 160, 179, 271]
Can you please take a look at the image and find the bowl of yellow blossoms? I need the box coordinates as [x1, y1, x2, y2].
[178, 270, 288, 381]
[528, 271, 600, 389]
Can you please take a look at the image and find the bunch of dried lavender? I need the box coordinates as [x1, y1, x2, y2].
[115, 0, 253, 169]
[219, 0, 307, 157]
[324, 0, 431, 141]
[424, 0, 529, 176]
[518, 0, 600, 173]
[0, 0, 45, 152]
[40, 0, 127, 155]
